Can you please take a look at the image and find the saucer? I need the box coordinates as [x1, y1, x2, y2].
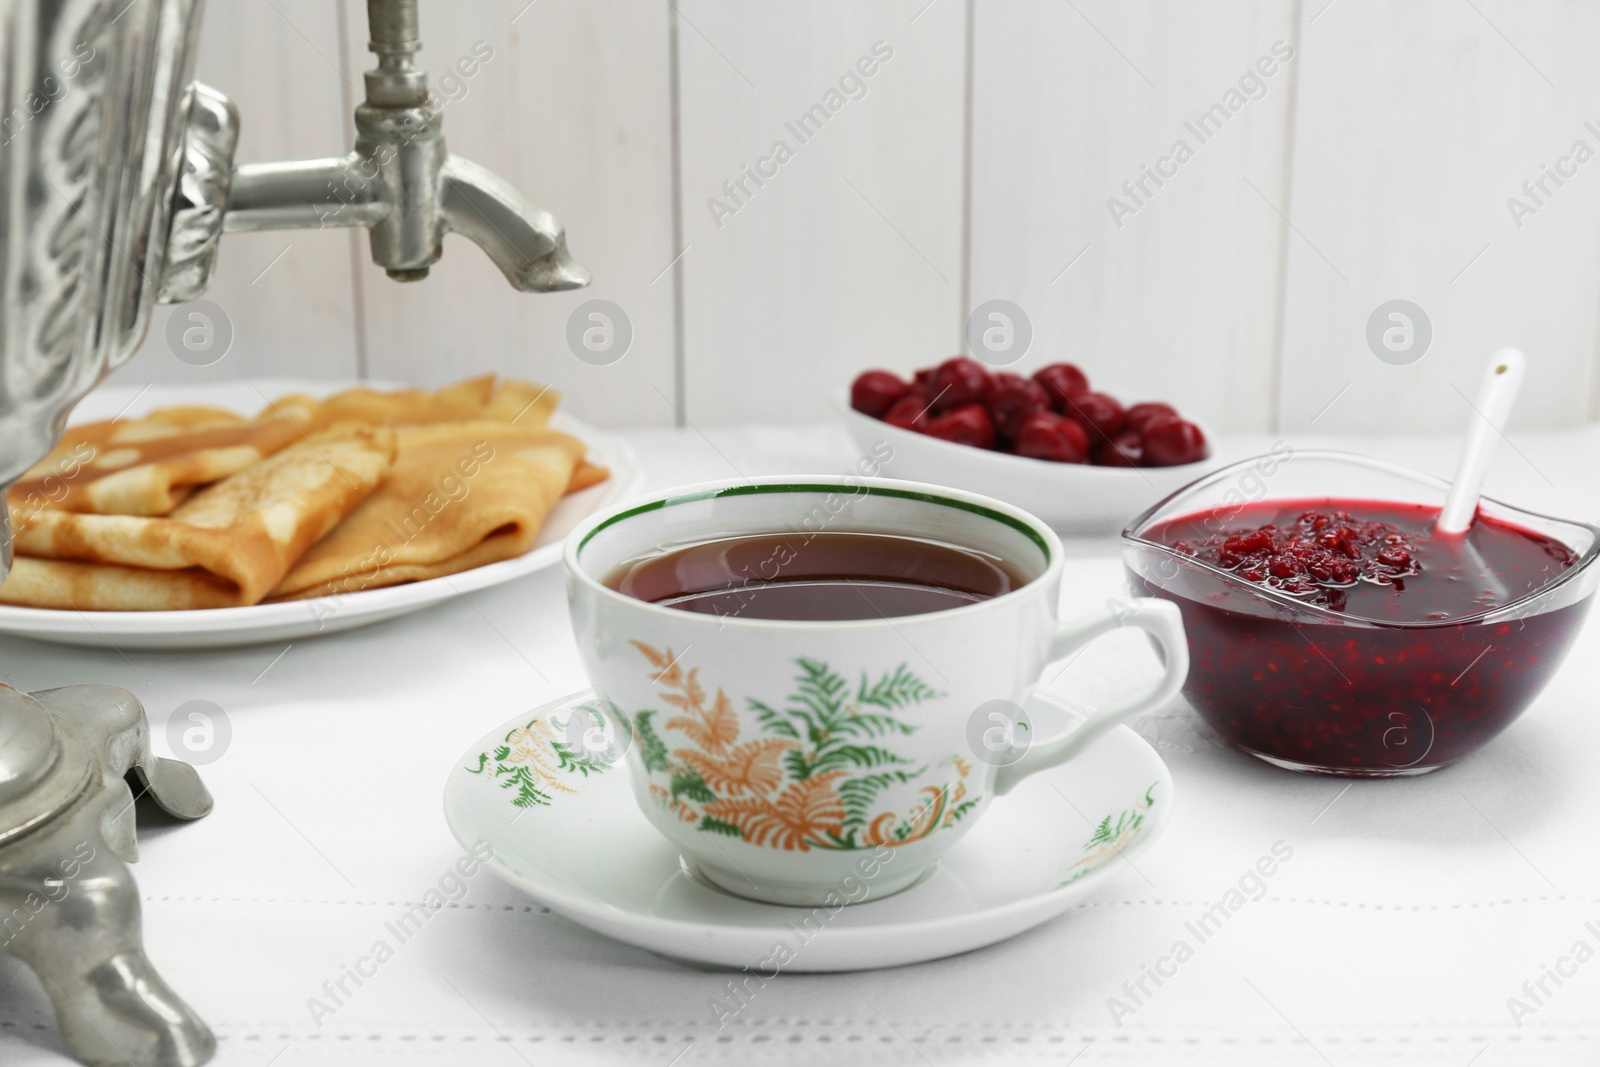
[442, 688, 1174, 972]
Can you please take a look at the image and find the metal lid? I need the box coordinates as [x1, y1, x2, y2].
[0, 686, 91, 845]
[0, 686, 60, 805]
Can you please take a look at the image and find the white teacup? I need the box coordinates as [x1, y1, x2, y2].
[564, 476, 1187, 906]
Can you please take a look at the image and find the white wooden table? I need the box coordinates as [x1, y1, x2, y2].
[3, 416, 1599, 1067]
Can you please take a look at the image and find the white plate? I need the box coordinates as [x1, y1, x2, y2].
[838, 390, 1219, 536]
[443, 688, 1174, 972]
[0, 382, 642, 650]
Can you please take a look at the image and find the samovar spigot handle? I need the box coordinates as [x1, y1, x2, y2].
[364, 0, 429, 107]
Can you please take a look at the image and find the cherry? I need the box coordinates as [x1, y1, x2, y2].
[987, 373, 1051, 441]
[924, 403, 997, 449]
[883, 394, 930, 433]
[1093, 431, 1144, 467]
[859, 358, 1203, 466]
[851, 370, 911, 419]
[1126, 402, 1178, 435]
[1014, 411, 1089, 463]
[1142, 416, 1209, 466]
[1183, 508, 1420, 605]
[1063, 391, 1126, 441]
[1377, 545, 1412, 569]
[928, 357, 994, 414]
[1033, 363, 1090, 411]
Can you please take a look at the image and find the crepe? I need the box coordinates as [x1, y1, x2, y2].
[268, 374, 560, 432]
[9, 413, 308, 516]
[60, 405, 244, 443]
[568, 460, 610, 494]
[269, 421, 586, 601]
[0, 557, 263, 612]
[0, 424, 396, 610]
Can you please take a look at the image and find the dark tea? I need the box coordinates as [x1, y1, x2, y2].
[606, 531, 1027, 621]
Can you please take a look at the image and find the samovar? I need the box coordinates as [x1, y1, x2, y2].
[0, 3, 587, 1063]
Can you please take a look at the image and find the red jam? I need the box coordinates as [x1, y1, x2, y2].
[1132, 499, 1590, 773]
[1172, 509, 1423, 610]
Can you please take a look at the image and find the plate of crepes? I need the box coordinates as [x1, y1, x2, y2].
[0, 375, 640, 649]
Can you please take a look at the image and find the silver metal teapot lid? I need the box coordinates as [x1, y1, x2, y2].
[0, 688, 93, 845]
[0, 688, 61, 804]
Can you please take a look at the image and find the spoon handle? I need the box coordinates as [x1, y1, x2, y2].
[1437, 347, 1526, 535]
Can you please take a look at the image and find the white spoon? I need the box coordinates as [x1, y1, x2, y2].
[1437, 348, 1526, 535]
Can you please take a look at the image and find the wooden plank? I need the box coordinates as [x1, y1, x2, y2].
[342, 0, 679, 428]
[1278, 0, 1600, 433]
[108, 0, 363, 390]
[675, 0, 968, 424]
[968, 0, 1299, 433]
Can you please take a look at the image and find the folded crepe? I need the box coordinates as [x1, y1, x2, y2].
[268, 374, 561, 433]
[9, 411, 308, 516]
[568, 460, 610, 494]
[14, 405, 243, 509]
[268, 421, 587, 601]
[60, 405, 244, 444]
[264, 375, 609, 501]
[0, 424, 396, 610]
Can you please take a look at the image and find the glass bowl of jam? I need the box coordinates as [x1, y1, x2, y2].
[1122, 450, 1600, 776]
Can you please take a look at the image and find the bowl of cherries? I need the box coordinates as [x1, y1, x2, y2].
[842, 357, 1217, 533]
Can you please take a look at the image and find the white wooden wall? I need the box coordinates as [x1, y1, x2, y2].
[109, 0, 1600, 434]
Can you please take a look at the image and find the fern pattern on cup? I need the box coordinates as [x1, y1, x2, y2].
[629, 641, 980, 851]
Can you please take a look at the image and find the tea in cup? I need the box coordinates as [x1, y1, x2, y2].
[564, 476, 1187, 905]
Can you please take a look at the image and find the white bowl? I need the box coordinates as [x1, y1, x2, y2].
[836, 391, 1219, 536]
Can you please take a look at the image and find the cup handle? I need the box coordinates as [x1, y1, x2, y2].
[993, 597, 1188, 796]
